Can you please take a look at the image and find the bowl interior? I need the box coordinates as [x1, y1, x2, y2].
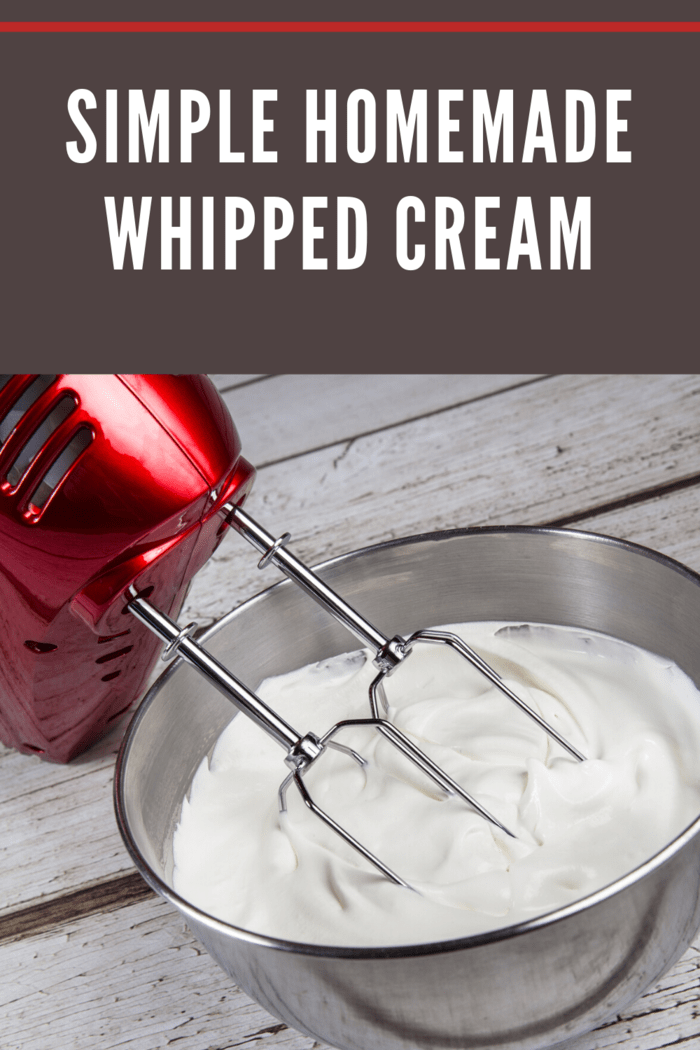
[117, 526, 700, 901]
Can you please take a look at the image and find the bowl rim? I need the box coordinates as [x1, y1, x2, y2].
[114, 524, 700, 960]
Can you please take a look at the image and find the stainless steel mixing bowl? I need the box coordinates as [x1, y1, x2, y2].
[114, 527, 700, 1050]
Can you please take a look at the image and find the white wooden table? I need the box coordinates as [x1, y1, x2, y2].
[2, 374, 700, 1050]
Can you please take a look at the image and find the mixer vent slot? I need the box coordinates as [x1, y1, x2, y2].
[0, 375, 56, 446]
[28, 427, 93, 510]
[95, 645, 133, 665]
[24, 640, 58, 654]
[6, 395, 76, 487]
[98, 630, 131, 644]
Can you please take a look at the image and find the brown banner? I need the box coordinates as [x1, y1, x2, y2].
[2, 19, 698, 371]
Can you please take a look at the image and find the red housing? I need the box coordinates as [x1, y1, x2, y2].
[0, 374, 255, 762]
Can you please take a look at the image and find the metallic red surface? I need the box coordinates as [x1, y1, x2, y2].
[0, 375, 255, 762]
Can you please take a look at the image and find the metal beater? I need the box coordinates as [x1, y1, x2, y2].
[127, 502, 585, 889]
[128, 592, 516, 889]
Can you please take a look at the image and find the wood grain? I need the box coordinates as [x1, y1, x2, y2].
[0, 873, 153, 945]
[219, 374, 546, 467]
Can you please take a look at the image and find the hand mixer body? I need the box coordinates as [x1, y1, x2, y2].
[0, 374, 254, 762]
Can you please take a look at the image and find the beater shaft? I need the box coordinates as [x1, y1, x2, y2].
[225, 504, 403, 670]
[128, 594, 300, 752]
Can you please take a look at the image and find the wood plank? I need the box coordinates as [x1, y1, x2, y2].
[1, 893, 697, 1050]
[218, 373, 546, 467]
[3, 374, 700, 916]
[208, 374, 269, 390]
[567, 483, 700, 576]
[0, 895, 317, 1050]
[0, 748, 129, 918]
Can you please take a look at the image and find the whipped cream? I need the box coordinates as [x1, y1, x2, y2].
[172, 622, 700, 946]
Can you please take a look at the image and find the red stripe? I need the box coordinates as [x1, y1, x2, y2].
[1, 21, 700, 33]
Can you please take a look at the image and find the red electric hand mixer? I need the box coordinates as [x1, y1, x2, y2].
[0, 374, 583, 886]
